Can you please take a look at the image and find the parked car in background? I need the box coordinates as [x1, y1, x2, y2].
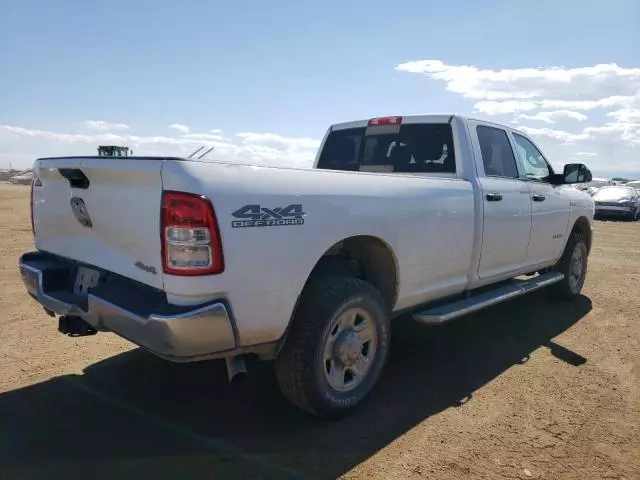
[626, 180, 640, 192]
[593, 186, 640, 221]
[585, 178, 615, 196]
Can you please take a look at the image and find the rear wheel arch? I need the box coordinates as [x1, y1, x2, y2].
[276, 235, 399, 354]
[306, 235, 399, 310]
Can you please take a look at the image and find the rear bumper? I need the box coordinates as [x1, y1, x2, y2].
[19, 251, 237, 362]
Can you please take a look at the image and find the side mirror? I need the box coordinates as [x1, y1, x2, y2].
[562, 163, 592, 184]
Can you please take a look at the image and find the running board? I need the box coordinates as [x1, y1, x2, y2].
[412, 272, 564, 325]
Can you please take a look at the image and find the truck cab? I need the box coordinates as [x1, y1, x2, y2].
[315, 114, 593, 288]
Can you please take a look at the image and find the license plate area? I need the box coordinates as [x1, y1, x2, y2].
[73, 266, 102, 296]
[597, 206, 626, 211]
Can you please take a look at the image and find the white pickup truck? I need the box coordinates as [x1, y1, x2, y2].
[20, 114, 595, 419]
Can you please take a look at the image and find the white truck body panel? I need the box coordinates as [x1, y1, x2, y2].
[26, 114, 595, 358]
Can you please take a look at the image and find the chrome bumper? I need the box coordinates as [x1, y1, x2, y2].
[19, 251, 237, 362]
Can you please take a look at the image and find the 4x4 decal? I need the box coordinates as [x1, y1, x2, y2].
[231, 204, 305, 228]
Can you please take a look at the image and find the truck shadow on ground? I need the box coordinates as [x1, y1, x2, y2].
[0, 292, 591, 480]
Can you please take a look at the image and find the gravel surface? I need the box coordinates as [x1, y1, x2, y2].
[1, 183, 638, 480]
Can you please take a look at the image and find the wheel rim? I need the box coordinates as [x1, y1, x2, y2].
[568, 245, 586, 293]
[322, 307, 377, 392]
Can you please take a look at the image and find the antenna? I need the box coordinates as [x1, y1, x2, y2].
[187, 146, 205, 158]
[197, 146, 215, 159]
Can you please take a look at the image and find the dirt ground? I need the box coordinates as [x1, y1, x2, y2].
[0, 182, 638, 480]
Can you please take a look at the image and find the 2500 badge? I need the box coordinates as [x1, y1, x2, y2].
[231, 204, 305, 228]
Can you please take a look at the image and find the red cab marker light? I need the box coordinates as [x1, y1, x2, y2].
[368, 116, 402, 126]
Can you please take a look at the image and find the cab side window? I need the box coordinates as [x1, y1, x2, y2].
[316, 128, 364, 171]
[476, 125, 519, 178]
[393, 123, 456, 174]
[512, 133, 552, 180]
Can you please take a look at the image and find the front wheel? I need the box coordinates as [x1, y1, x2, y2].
[549, 232, 588, 300]
[275, 276, 391, 419]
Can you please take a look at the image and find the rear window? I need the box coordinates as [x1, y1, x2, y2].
[317, 123, 456, 174]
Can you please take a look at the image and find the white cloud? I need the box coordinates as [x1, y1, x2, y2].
[235, 132, 320, 150]
[514, 125, 588, 143]
[395, 60, 640, 101]
[474, 96, 634, 116]
[397, 59, 640, 178]
[83, 120, 129, 131]
[474, 100, 540, 115]
[607, 102, 640, 123]
[169, 123, 190, 133]
[180, 133, 226, 142]
[0, 124, 320, 170]
[573, 152, 598, 157]
[515, 110, 588, 124]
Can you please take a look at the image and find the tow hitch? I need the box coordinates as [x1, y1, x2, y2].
[58, 315, 98, 337]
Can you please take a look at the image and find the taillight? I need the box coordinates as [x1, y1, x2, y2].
[161, 191, 224, 276]
[30, 176, 41, 236]
[368, 116, 402, 126]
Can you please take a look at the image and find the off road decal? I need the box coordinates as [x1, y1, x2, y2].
[231, 204, 305, 228]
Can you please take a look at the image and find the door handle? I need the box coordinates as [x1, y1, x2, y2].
[486, 193, 503, 202]
[532, 194, 546, 202]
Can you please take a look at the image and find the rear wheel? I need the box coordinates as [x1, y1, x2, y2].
[549, 232, 588, 300]
[275, 275, 391, 419]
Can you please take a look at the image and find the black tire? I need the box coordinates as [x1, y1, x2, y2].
[549, 232, 588, 300]
[275, 275, 391, 419]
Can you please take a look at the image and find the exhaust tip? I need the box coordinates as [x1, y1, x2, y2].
[225, 356, 248, 383]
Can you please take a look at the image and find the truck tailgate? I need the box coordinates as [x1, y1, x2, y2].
[33, 157, 165, 289]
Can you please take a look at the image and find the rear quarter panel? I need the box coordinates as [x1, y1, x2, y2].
[161, 160, 475, 347]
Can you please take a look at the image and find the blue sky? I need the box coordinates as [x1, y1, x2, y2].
[1, 0, 639, 177]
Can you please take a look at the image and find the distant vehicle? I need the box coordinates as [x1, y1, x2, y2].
[612, 177, 630, 184]
[20, 114, 595, 418]
[626, 180, 640, 192]
[582, 178, 614, 196]
[97, 145, 130, 157]
[593, 186, 640, 221]
[9, 172, 33, 185]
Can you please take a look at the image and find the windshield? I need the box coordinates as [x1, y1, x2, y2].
[593, 186, 635, 201]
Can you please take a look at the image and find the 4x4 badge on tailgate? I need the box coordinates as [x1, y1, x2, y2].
[70, 197, 93, 228]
